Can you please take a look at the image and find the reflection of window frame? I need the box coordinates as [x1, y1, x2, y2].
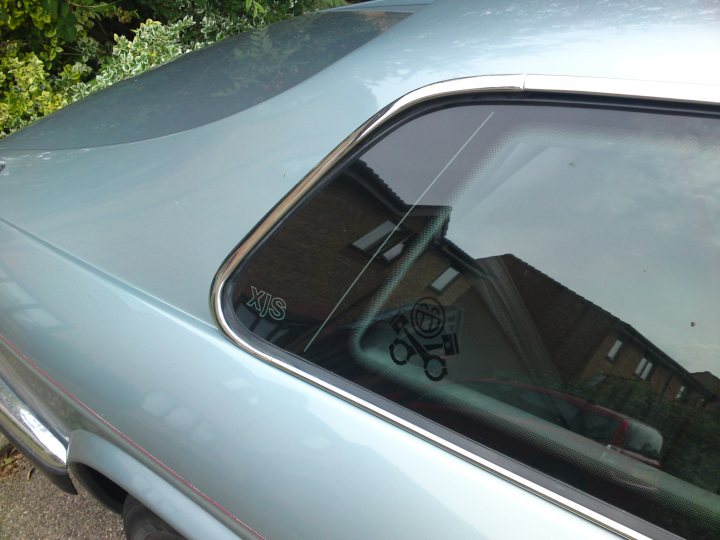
[380, 239, 407, 262]
[635, 357, 654, 380]
[352, 220, 397, 251]
[429, 267, 460, 293]
[606, 339, 623, 362]
[352, 220, 410, 263]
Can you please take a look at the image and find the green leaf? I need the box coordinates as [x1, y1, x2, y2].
[55, 4, 77, 43]
[58, 0, 70, 19]
[45, 0, 59, 18]
[56, 19, 77, 42]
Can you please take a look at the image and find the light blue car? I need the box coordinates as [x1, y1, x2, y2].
[1, 1, 720, 538]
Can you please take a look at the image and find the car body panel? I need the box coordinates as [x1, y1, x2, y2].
[68, 431, 242, 540]
[0, 220, 624, 539]
[0, 1, 719, 538]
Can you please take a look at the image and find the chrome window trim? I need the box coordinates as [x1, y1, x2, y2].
[212, 74, 720, 540]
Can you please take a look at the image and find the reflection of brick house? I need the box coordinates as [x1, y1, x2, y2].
[238, 160, 559, 382]
[500, 256, 718, 406]
[692, 372, 720, 410]
[237, 160, 460, 342]
[235, 157, 718, 407]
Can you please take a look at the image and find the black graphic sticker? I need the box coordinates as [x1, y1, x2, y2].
[411, 297, 445, 338]
[389, 298, 460, 381]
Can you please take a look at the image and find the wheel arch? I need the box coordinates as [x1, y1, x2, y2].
[67, 430, 244, 540]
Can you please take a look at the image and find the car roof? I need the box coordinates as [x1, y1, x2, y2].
[3, 0, 718, 151]
[0, 0, 718, 324]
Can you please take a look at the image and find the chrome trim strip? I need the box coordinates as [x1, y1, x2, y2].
[524, 75, 720, 105]
[212, 74, 719, 540]
[0, 376, 67, 469]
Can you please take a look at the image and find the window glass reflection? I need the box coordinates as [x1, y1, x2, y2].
[229, 103, 720, 538]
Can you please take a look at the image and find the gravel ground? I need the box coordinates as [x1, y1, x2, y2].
[0, 450, 124, 540]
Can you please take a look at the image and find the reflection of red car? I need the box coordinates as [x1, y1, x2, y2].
[403, 378, 673, 522]
[458, 380, 664, 468]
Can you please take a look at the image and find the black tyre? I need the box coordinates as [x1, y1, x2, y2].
[123, 495, 185, 540]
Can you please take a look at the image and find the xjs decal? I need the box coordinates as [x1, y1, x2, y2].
[246, 286, 287, 320]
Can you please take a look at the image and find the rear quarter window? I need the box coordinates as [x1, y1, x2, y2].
[221, 97, 720, 539]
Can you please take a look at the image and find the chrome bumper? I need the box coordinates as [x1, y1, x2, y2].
[0, 376, 75, 492]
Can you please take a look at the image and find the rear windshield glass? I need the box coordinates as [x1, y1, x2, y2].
[1, 11, 407, 150]
[225, 102, 720, 538]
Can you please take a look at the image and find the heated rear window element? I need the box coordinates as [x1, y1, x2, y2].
[223, 102, 720, 539]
